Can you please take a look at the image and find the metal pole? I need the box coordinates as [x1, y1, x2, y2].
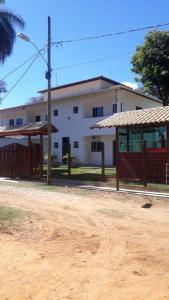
[47, 16, 52, 185]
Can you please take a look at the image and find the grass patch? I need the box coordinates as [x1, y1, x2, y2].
[0, 205, 26, 233]
[0, 206, 24, 221]
[43, 165, 116, 181]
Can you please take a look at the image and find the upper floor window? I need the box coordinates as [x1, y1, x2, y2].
[9, 119, 14, 126]
[92, 107, 103, 118]
[54, 109, 58, 116]
[120, 103, 123, 112]
[113, 103, 117, 114]
[136, 106, 142, 110]
[16, 118, 23, 126]
[35, 115, 41, 122]
[45, 114, 48, 121]
[73, 106, 78, 114]
[91, 141, 102, 152]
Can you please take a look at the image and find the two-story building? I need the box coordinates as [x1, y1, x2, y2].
[0, 76, 162, 166]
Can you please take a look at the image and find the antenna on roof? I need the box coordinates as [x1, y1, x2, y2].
[109, 64, 112, 79]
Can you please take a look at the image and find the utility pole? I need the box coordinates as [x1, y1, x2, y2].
[46, 16, 52, 185]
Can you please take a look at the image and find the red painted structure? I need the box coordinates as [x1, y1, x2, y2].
[116, 123, 169, 185]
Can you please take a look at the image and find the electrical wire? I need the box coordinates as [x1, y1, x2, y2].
[54, 51, 131, 70]
[53, 21, 169, 46]
[2, 52, 40, 101]
[1, 47, 46, 82]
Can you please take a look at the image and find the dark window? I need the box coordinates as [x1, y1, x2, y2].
[54, 109, 58, 116]
[92, 107, 103, 118]
[35, 115, 41, 122]
[143, 126, 166, 150]
[120, 103, 123, 112]
[113, 103, 117, 114]
[9, 119, 14, 126]
[136, 106, 142, 110]
[16, 118, 23, 126]
[119, 128, 142, 153]
[91, 141, 102, 152]
[45, 115, 48, 121]
[73, 106, 78, 114]
[74, 141, 79, 148]
[54, 142, 58, 149]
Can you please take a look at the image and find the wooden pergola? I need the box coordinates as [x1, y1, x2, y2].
[0, 121, 58, 179]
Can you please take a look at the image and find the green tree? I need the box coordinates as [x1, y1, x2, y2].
[0, 0, 25, 63]
[131, 30, 169, 106]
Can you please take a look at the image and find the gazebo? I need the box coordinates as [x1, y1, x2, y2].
[91, 106, 169, 187]
[0, 121, 58, 179]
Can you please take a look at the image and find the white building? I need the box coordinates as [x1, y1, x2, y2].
[0, 76, 162, 166]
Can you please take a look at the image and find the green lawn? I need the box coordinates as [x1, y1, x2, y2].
[43, 165, 116, 181]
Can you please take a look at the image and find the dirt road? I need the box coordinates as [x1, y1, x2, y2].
[0, 183, 169, 300]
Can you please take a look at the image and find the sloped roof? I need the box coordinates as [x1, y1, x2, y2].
[38, 76, 121, 93]
[0, 121, 58, 137]
[91, 106, 168, 128]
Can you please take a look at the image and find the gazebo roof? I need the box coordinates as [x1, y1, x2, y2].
[91, 106, 169, 129]
[0, 121, 58, 137]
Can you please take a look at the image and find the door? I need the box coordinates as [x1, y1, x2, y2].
[62, 137, 70, 163]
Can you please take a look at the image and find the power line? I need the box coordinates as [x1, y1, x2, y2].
[54, 51, 131, 70]
[8, 51, 132, 87]
[2, 53, 40, 101]
[53, 21, 169, 46]
[1, 47, 46, 82]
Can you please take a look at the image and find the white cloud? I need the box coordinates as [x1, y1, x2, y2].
[122, 81, 139, 90]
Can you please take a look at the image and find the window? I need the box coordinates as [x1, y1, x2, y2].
[92, 107, 103, 118]
[113, 103, 117, 114]
[91, 141, 102, 152]
[118, 125, 167, 153]
[9, 119, 14, 126]
[35, 115, 41, 122]
[119, 128, 142, 153]
[54, 142, 58, 149]
[143, 126, 166, 151]
[136, 106, 142, 110]
[54, 109, 58, 116]
[74, 141, 79, 148]
[120, 103, 123, 112]
[16, 118, 23, 126]
[45, 114, 48, 121]
[73, 106, 78, 114]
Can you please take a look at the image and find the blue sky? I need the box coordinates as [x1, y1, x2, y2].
[1, 0, 169, 108]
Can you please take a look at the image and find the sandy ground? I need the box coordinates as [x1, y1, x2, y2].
[0, 184, 169, 300]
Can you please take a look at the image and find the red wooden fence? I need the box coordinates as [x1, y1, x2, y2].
[0, 143, 42, 179]
[118, 152, 167, 183]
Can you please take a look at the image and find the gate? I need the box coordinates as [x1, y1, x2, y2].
[0, 143, 41, 179]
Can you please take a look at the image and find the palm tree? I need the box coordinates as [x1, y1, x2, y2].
[0, 0, 25, 63]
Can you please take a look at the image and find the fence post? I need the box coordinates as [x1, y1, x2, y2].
[101, 142, 105, 181]
[40, 134, 43, 179]
[115, 127, 120, 191]
[143, 140, 147, 187]
[68, 143, 71, 178]
[28, 135, 32, 179]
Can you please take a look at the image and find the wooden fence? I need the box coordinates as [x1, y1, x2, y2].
[0, 143, 42, 179]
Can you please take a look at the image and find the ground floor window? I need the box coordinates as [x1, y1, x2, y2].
[119, 128, 142, 152]
[91, 141, 102, 152]
[144, 126, 166, 151]
[74, 141, 79, 148]
[118, 125, 167, 152]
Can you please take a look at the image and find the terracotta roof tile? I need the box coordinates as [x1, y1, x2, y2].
[91, 106, 168, 128]
[0, 121, 58, 137]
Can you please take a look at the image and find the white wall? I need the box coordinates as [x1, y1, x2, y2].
[0, 83, 162, 166]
